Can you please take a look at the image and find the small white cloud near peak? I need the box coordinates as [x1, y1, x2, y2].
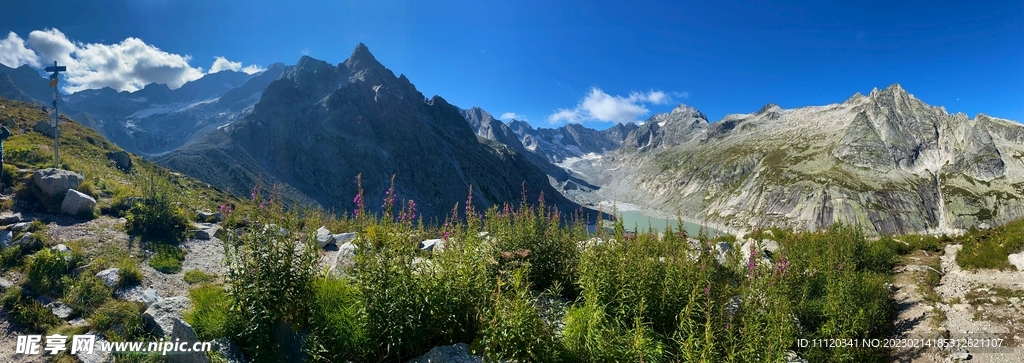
[548, 87, 684, 124]
[500, 112, 526, 121]
[209, 56, 242, 73]
[210, 57, 265, 75]
[0, 32, 40, 68]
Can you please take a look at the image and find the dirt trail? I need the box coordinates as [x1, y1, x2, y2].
[891, 245, 1024, 362]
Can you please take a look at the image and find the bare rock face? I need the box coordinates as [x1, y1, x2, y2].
[405, 343, 482, 363]
[597, 83, 1024, 235]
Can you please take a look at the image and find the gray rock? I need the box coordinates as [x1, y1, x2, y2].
[105, 150, 132, 171]
[143, 297, 192, 337]
[714, 242, 732, 265]
[10, 222, 32, 232]
[115, 286, 160, 308]
[166, 317, 209, 363]
[32, 168, 83, 199]
[419, 239, 445, 252]
[95, 268, 120, 288]
[46, 301, 74, 319]
[61, 189, 97, 217]
[211, 338, 247, 363]
[0, 277, 13, 289]
[51, 244, 71, 254]
[951, 351, 971, 361]
[12, 232, 39, 249]
[785, 349, 808, 363]
[69, 317, 88, 327]
[1008, 252, 1024, 271]
[194, 223, 222, 240]
[77, 331, 112, 363]
[196, 210, 221, 223]
[406, 343, 482, 363]
[33, 120, 59, 138]
[316, 226, 335, 248]
[322, 242, 358, 275]
[0, 212, 23, 225]
[904, 264, 941, 274]
[333, 232, 356, 244]
[0, 230, 11, 248]
[977, 222, 991, 230]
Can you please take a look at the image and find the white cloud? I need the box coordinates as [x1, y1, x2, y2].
[208, 57, 265, 75]
[20, 28, 205, 93]
[209, 56, 242, 73]
[241, 64, 266, 75]
[0, 32, 40, 68]
[549, 88, 680, 124]
[499, 112, 526, 121]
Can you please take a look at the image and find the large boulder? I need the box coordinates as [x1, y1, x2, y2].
[196, 210, 222, 223]
[316, 226, 335, 248]
[77, 331, 112, 363]
[105, 150, 132, 171]
[60, 189, 96, 217]
[419, 239, 446, 252]
[194, 223, 222, 240]
[115, 286, 160, 309]
[0, 231, 11, 248]
[32, 168, 83, 212]
[143, 296, 208, 363]
[406, 343, 482, 363]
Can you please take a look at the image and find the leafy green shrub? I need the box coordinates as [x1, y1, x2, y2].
[1, 286, 63, 332]
[117, 262, 143, 288]
[225, 207, 319, 362]
[91, 300, 145, 342]
[304, 277, 369, 362]
[63, 275, 112, 316]
[125, 176, 190, 242]
[185, 284, 230, 341]
[183, 269, 213, 285]
[26, 248, 73, 296]
[148, 243, 184, 273]
[478, 267, 557, 362]
[957, 237, 1009, 269]
[0, 244, 26, 269]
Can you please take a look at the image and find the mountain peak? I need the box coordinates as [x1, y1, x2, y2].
[344, 42, 385, 73]
[757, 103, 780, 114]
[670, 104, 707, 121]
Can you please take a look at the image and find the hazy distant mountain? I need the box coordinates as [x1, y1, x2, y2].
[155, 44, 587, 219]
[575, 84, 1024, 235]
[505, 119, 638, 163]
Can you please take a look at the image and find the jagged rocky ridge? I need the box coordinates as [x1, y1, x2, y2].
[155, 44, 586, 220]
[578, 84, 1024, 235]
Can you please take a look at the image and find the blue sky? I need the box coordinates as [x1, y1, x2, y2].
[1, 0, 1021, 128]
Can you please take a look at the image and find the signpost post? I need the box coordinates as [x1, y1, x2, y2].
[44, 61, 66, 169]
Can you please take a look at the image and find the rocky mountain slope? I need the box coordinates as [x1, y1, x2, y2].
[156, 44, 585, 219]
[572, 84, 1024, 235]
[506, 118, 637, 163]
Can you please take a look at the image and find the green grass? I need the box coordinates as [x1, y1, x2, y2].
[185, 284, 230, 341]
[147, 243, 184, 274]
[183, 269, 214, 284]
[25, 247, 73, 296]
[63, 274, 113, 316]
[117, 261, 144, 288]
[1, 286, 63, 332]
[90, 300, 146, 342]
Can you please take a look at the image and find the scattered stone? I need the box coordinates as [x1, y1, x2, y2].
[95, 268, 120, 288]
[316, 226, 335, 248]
[904, 264, 941, 274]
[0, 277, 13, 289]
[10, 222, 32, 232]
[51, 244, 72, 254]
[0, 212, 23, 225]
[194, 223, 222, 240]
[196, 210, 222, 223]
[785, 350, 808, 363]
[714, 242, 732, 265]
[419, 239, 445, 252]
[46, 301, 74, 319]
[12, 232, 39, 249]
[977, 222, 991, 230]
[406, 343, 481, 363]
[105, 150, 133, 171]
[1008, 252, 1024, 271]
[69, 317, 88, 327]
[116, 286, 160, 308]
[77, 331, 112, 363]
[61, 189, 97, 217]
[0, 230, 12, 248]
[211, 338, 246, 363]
[951, 351, 971, 361]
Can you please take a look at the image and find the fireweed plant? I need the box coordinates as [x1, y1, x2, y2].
[217, 176, 905, 362]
